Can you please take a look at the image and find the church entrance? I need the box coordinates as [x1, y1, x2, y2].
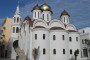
[13, 40, 18, 49]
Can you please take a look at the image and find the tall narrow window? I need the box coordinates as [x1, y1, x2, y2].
[17, 17, 19, 23]
[83, 30, 85, 33]
[43, 34, 45, 39]
[43, 48, 46, 54]
[76, 37, 78, 41]
[53, 49, 56, 54]
[35, 34, 37, 39]
[13, 27, 15, 33]
[64, 17, 65, 22]
[38, 12, 39, 18]
[14, 17, 16, 23]
[70, 49, 72, 54]
[53, 35, 56, 40]
[69, 37, 72, 42]
[35, 12, 36, 18]
[82, 40, 84, 44]
[47, 14, 49, 21]
[62, 35, 65, 40]
[43, 14, 44, 20]
[16, 27, 19, 33]
[63, 49, 65, 54]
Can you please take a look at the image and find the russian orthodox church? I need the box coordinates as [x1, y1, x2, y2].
[11, 1, 81, 60]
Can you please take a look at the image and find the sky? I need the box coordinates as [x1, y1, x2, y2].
[0, 0, 90, 29]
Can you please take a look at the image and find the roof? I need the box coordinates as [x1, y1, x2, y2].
[50, 27, 64, 30]
[24, 16, 31, 21]
[22, 16, 33, 27]
[60, 10, 70, 17]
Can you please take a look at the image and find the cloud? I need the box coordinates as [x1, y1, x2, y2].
[20, 0, 90, 29]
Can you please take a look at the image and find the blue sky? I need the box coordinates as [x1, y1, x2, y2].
[0, 0, 90, 29]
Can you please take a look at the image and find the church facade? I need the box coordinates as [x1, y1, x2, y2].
[11, 2, 81, 60]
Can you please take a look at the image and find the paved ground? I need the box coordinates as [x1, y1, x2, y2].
[0, 58, 15, 60]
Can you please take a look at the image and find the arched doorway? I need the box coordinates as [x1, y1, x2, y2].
[13, 40, 18, 49]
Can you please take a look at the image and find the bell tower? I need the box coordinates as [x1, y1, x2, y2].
[11, 2, 21, 59]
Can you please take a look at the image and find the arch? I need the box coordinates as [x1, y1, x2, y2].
[49, 19, 65, 29]
[33, 20, 48, 28]
[16, 27, 19, 33]
[66, 24, 77, 31]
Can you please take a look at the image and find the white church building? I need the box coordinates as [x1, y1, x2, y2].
[10, 2, 82, 60]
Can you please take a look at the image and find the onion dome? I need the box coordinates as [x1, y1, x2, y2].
[40, 3, 53, 14]
[31, 4, 40, 12]
[60, 10, 70, 17]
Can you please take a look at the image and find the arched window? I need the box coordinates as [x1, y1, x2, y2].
[43, 34, 45, 39]
[35, 12, 36, 18]
[47, 14, 49, 20]
[14, 17, 16, 23]
[53, 35, 56, 40]
[64, 17, 65, 22]
[69, 37, 72, 42]
[43, 14, 44, 20]
[70, 49, 72, 54]
[35, 34, 37, 39]
[63, 49, 65, 54]
[43, 48, 46, 54]
[83, 30, 85, 33]
[76, 37, 78, 41]
[62, 35, 65, 40]
[17, 17, 19, 23]
[16, 27, 19, 33]
[53, 49, 56, 54]
[38, 12, 39, 18]
[13, 27, 15, 33]
[82, 40, 84, 44]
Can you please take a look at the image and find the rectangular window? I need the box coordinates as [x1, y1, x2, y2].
[53, 49, 56, 54]
[76, 37, 78, 41]
[43, 48, 46, 54]
[70, 49, 72, 54]
[35, 34, 37, 39]
[43, 34, 45, 39]
[62, 35, 65, 40]
[53, 35, 56, 40]
[63, 49, 65, 54]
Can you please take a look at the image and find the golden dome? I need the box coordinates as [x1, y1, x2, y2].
[40, 3, 53, 14]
